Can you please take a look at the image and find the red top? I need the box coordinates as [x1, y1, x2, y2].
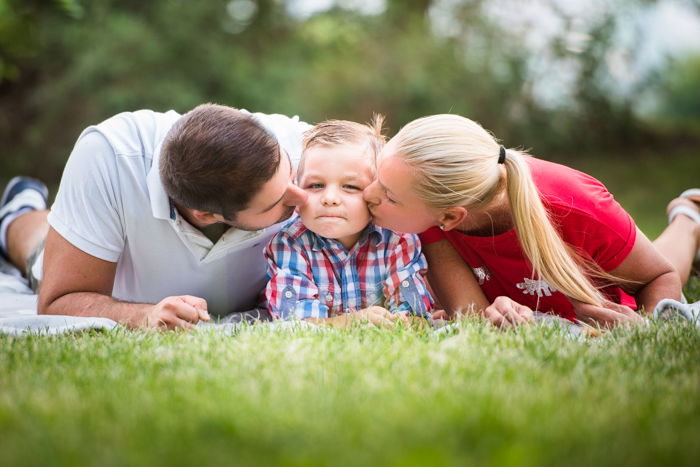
[419, 157, 637, 321]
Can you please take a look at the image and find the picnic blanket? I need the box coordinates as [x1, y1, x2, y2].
[1, 256, 626, 338]
[0, 257, 119, 335]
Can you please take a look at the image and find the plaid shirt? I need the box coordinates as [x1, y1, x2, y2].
[264, 217, 433, 320]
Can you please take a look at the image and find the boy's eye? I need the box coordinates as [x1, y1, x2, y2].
[306, 183, 324, 189]
[343, 184, 361, 191]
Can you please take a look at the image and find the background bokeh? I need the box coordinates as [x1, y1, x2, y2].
[1, 0, 699, 236]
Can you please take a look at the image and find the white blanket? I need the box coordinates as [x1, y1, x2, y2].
[0, 258, 118, 335]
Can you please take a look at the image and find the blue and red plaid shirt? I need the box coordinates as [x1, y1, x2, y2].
[264, 217, 433, 320]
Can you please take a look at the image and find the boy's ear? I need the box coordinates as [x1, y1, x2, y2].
[438, 207, 468, 231]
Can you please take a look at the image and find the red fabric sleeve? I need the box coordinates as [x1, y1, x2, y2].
[418, 226, 447, 246]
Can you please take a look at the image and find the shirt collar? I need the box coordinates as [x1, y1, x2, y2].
[146, 139, 177, 221]
[309, 222, 384, 252]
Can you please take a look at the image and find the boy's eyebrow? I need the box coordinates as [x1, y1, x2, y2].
[259, 151, 293, 213]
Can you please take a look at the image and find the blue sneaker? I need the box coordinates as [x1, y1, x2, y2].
[0, 177, 49, 257]
[0, 176, 49, 217]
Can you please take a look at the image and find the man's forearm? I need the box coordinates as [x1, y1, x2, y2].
[39, 292, 152, 328]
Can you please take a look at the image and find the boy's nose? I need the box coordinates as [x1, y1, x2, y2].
[321, 189, 341, 206]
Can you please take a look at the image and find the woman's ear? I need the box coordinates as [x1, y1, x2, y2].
[438, 207, 468, 231]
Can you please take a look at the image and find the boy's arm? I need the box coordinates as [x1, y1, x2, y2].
[264, 232, 329, 320]
[381, 233, 434, 318]
[264, 232, 404, 328]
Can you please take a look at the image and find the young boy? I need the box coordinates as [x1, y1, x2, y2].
[264, 118, 434, 327]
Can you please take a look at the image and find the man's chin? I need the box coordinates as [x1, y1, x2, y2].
[276, 206, 296, 224]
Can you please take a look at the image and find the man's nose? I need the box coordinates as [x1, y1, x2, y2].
[283, 183, 308, 207]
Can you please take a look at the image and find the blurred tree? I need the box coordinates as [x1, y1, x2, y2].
[0, 0, 698, 187]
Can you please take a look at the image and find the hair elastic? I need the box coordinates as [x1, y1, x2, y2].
[498, 146, 506, 164]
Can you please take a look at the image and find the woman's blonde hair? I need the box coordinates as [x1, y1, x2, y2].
[393, 114, 608, 307]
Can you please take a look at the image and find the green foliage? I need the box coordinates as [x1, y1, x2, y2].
[1, 320, 699, 466]
[0, 0, 698, 189]
[653, 54, 700, 130]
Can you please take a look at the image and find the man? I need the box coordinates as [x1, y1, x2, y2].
[0, 103, 310, 330]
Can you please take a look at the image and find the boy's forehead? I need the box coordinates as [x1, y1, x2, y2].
[304, 145, 374, 173]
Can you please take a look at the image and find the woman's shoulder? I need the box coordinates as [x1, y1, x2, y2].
[525, 156, 618, 218]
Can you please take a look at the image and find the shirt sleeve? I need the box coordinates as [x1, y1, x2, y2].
[418, 226, 447, 246]
[47, 130, 125, 262]
[264, 231, 329, 320]
[382, 233, 434, 317]
[549, 180, 637, 272]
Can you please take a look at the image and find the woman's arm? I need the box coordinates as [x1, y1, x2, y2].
[423, 239, 533, 326]
[608, 227, 681, 313]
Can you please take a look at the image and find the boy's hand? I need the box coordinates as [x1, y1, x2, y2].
[144, 295, 210, 330]
[431, 309, 451, 321]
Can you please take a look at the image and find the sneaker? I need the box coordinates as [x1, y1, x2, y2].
[653, 298, 700, 327]
[0, 176, 49, 257]
[0, 176, 49, 219]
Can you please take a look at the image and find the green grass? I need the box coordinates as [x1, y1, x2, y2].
[1, 149, 698, 466]
[2, 307, 700, 467]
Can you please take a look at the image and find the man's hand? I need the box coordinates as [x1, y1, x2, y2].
[570, 299, 644, 328]
[482, 296, 535, 328]
[144, 295, 210, 330]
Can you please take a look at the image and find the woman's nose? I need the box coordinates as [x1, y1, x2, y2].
[363, 181, 380, 204]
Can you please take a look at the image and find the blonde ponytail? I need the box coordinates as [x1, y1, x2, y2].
[394, 114, 606, 307]
[502, 151, 604, 306]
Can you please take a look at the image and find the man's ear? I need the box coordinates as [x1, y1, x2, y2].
[190, 210, 224, 226]
[438, 206, 468, 231]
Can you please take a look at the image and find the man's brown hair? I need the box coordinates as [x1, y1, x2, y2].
[160, 103, 281, 220]
[298, 115, 386, 180]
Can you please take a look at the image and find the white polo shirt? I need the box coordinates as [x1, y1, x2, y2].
[47, 109, 310, 315]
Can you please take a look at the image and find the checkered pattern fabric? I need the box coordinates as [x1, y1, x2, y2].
[265, 218, 433, 320]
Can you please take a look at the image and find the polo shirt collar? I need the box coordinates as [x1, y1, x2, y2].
[146, 140, 176, 221]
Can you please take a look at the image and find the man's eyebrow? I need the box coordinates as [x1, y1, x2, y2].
[259, 151, 292, 213]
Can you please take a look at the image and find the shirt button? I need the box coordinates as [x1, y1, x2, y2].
[325, 294, 333, 301]
[401, 280, 410, 287]
[284, 290, 293, 298]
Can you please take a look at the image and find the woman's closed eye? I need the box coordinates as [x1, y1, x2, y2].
[384, 192, 398, 204]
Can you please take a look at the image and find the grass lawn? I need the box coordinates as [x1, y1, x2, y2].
[1, 149, 698, 466]
[1, 278, 699, 467]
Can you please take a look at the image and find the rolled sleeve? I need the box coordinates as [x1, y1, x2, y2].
[47, 131, 125, 262]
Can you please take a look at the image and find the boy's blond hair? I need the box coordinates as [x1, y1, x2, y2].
[298, 115, 386, 180]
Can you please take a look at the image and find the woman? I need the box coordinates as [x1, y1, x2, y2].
[363, 114, 696, 327]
